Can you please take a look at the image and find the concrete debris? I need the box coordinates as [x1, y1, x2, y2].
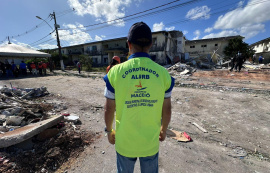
[0, 115, 64, 148]
[0, 85, 96, 173]
[185, 55, 217, 69]
[243, 61, 265, 70]
[64, 114, 80, 123]
[5, 116, 24, 126]
[0, 123, 96, 173]
[0, 85, 48, 99]
[0, 85, 73, 148]
[167, 62, 196, 76]
[227, 147, 247, 158]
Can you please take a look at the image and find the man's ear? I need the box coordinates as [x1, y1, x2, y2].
[127, 41, 132, 48]
[127, 41, 133, 53]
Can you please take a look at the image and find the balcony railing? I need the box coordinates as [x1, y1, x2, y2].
[85, 50, 103, 56]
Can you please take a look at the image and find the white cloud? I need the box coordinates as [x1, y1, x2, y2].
[238, 1, 245, 8]
[186, 6, 211, 20]
[193, 30, 200, 40]
[152, 22, 176, 32]
[58, 23, 92, 46]
[165, 26, 175, 31]
[204, 27, 213, 33]
[239, 23, 265, 39]
[214, 0, 270, 30]
[38, 44, 58, 49]
[15, 41, 38, 50]
[183, 30, 188, 35]
[68, 0, 134, 26]
[153, 22, 165, 32]
[202, 23, 265, 40]
[95, 35, 103, 41]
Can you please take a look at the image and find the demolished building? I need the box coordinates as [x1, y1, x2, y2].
[52, 30, 185, 66]
[184, 35, 243, 68]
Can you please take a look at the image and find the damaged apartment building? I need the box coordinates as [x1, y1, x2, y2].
[53, 32, 245, 67]
[185, 35, 243, 66]
[250, 37, 270, 63]
[56, 30, 185, 66]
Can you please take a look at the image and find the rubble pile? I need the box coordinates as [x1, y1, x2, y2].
[0, 86, 53, 133]
[0, 86, 49, 99]
[167, 62, 196, 76]
[0, 85, 96, 172]
[0, 124, 95, 173]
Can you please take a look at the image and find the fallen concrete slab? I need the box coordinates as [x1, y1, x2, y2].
[0, 115, 64, 148]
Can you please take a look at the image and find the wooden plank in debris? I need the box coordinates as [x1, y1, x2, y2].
[192, 122, 208, 133]
[0, 115, 64, 148]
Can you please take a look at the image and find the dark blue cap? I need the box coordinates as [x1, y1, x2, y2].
[127, 22, 152, 47]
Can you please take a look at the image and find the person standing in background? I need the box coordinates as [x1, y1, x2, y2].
[106, 56, 121, 73]
[38, 62, 43, 76]
[42, 62, 47, 75]
[19, 61, 27, 76]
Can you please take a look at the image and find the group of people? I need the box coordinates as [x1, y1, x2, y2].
[230, 53, 265, 72]
[252, 54, 264, 64]
[28, 61, 48, 76]
[230, 52, 247, 72]
[0, 60, 48, 78]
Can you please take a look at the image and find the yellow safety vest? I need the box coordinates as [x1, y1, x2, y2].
[104, 52, 174, 157]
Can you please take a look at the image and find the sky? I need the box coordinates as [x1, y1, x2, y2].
[0, 0, 270, 50]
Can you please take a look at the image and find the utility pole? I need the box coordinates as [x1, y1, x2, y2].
[51, 12, 65, 70]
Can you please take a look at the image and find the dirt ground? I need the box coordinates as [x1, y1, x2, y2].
[1, 68, 270, 173]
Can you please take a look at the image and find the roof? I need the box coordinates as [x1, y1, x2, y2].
[0, 43, 51, 57]
[249, 37, 270, 47]
[185, 35, 243, 43]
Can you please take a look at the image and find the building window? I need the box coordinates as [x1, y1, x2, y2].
[152, 38, 157, 47]
[104, 57, 108, 64]
[92, 45, 97, 51]
[104, 44, 108, 49]
[201, 45, 207, 47]
[190, 45, 195, 48]
[92, 58, 98, 63]
[215, 44, 218, 46]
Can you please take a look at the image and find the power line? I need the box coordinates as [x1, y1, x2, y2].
[29, 30, 55, 46]
[31, 0, 270, 47]
[167, 0, 270, 25]
[3, 8, 76, 41]
[58, 0, 270, 39]
[60, 0, 195, 30]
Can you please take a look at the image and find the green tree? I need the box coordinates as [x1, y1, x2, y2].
[223, 37, 254, 60]
[51, 52, 68, 68]
[79, 55, 92, 71]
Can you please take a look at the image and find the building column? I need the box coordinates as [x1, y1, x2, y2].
[108, 52, 114, 64]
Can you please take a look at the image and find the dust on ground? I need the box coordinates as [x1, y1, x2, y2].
[0, 68, 270, 173]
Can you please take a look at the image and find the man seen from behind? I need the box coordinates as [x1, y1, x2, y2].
[103, 22, 175, 173]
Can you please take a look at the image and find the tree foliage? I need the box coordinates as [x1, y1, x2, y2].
[223, 37, 255, 60]
[51, 52, 68, 67]
[79, 55, 92, 72]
